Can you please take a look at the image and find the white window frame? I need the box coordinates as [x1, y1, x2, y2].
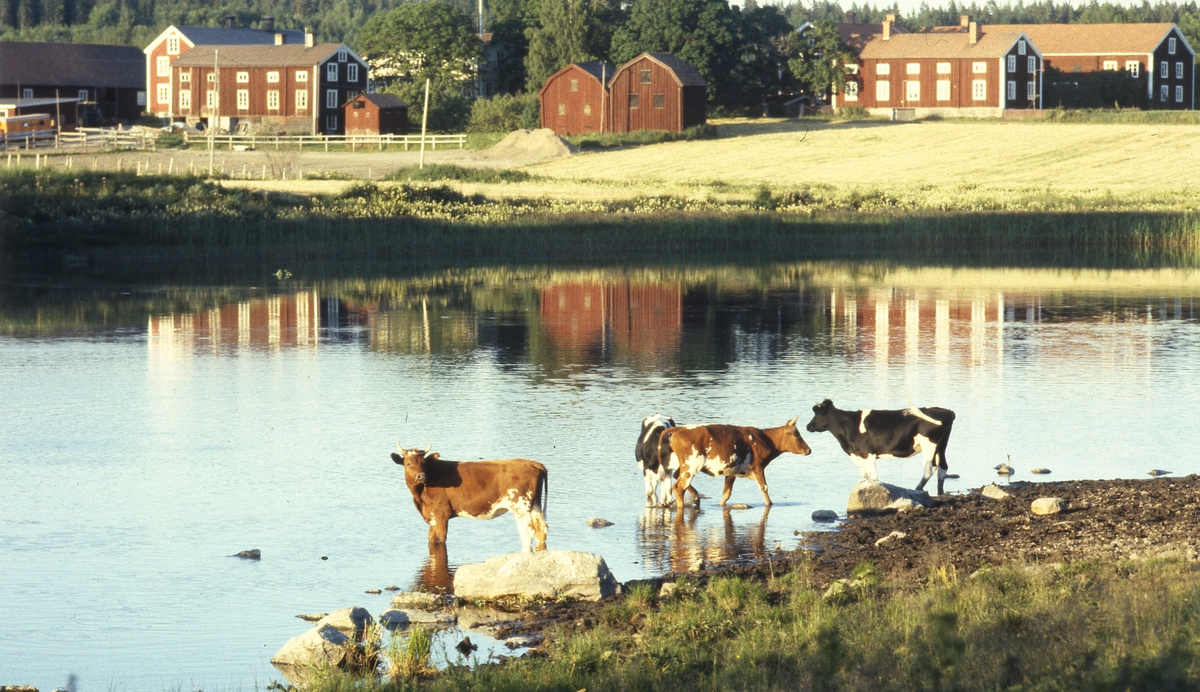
[267, 71, 280, 83]
[972, 61, 987, 74]
[267, 90, 280, 110]
[876, 63, 890, 75]
[936, 79, 950, 101]
[179, 89, 191, 109]
[296, 71, 308, 82]
[906, 80, 920, 102]
[236, 89, 249, 110]
[1126, 61, 1140, 77]
[1103, 60, 1118, 71]
[936, 62, 951, 74]
[296, 89, 308, 110]
[1018, 40, 1027, 55]
[167, 36, 180, 54]
[844, 81, 859, 101]
[876, 80, 890, 102]
[77, 89, 88, 101]
[1161, 84, 1169, 101]
[157, 56, 170, 76]
[1161, 61, 1168, 78]
[348, 63, 358, 82]
[1177, 85, 1184, 103]
[1169, 37, 1177, 54]
[1027, 81, 1035, 99]
[327, 63, 338, 81]
[326, 89, 338, 108]
[1176, 62, 1184, 79]
[972, 79, 987, 101]
[236, 71, 249, 84]
[906, 63, 920, 75]
[1007, 55, 1016, 73]
[1007, 80, 1016, 101]
[157, 84, 170, 104]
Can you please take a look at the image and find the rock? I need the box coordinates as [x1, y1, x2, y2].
[314, 607, 373, 641]
[364, 589, 382, 594]
[271, 624, 351, 683]
[1031, 497, 1067, 516]
[812, 510, 839, 522]
[659, 582, 678, 599]
[390, 592, 443, 610]
[453, 550, 619, 602]
[232, 549, 261, 560]
[847, 479, 932, 515]
[728, 503, 751, 510]
[380, 608, 457, 628]
[981, 484, 1011, 500]
[295, 612, 328, 622]
[1030, 467, 1051, 475]
[586, 518, 614, 528]
[874, 531, 907, 547]
[1149, 469, 1172, 477]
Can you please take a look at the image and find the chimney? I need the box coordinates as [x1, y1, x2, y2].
[304, 29, 314, 48]
[969, 20, 978, 45]
[261, 16, 274, 32]
[275, 32, 285, 45]
[960, 14, 970, 29]
[224, 14, 236, 29]
[844, 10, 857, 23]
[882, 15, 892, 40]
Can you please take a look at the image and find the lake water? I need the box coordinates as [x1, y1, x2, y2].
[2, 263, 1199, 690]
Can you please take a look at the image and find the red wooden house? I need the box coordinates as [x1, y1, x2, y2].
[344, 93, 409, 135]
[608, 53, 707, 133]
[539, 61, 612, 135]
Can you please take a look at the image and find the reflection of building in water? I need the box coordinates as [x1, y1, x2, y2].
[539, 281, 682, 355]
[148, 291, 325, 355]
[636, 506, 770, 574]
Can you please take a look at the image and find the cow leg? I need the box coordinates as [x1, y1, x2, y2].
[752, 468, 772, 506]
[719, 476, 736, 506]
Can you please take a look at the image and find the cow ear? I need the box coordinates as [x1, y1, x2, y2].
[390, 453, 404, 465]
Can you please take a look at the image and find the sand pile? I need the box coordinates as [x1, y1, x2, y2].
[482, 128, 576, 162]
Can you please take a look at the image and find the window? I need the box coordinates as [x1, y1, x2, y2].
[876, 63, 890, 75]
[348, 63, 358, 82]
[1027, 81, 1036, 99]
[296, 71, 308, 82]
[77, 89, 88, 101]
[653, 93, 664, 108]
[167, 36, 180, 54]
[557, 103, 566, 115]
[1018, 40, 1026, 55]
[629, 93, 639, 108]
[206, 90, 217, 109]
[137, 91, 146, 106]
[972, 79, 986, 101]
[1007, 55, 1016, 72]
[1177, 85, 1184, 102]
[1169, 37, 1177, 54]
[936, 80, 950, 101]
[179, 90, 191, 109]
[906, 63, 920, 74]
[157, 56, 169, 76]
[972, 61, 987, 74]
[1161, 61, 1168, 78]
[180, 72, 191, 83]
[1103, 60, 1118, 71]
[936, 62, 951, 74]
[326, 115, 338, 131]
[327, 63, 338, 81]
[1161, 84, 1169, 101]
[22, 87, 32, 98]
[583, 104, 592, 115]
[1126, 61, 1140, 77]
[338, 49, 347, 62]
[906, 80, 920, 101]
[237, 89, 249, 109]
[1028, 56, 1036, 72]
[237, 71, 249, 83]
[569, 79, 578, 92]
[1007, 80, 1016, 101]
[296, 89, 308, 110]
[844, 81, 859, 101]
[267, 71, 280, 83]
[876, 80, 890, 101]
[157, 84, 170, 104]
[267, 90, 279, 110]
[326, 89, 338, 108]
[1176, 62, 1184, 78]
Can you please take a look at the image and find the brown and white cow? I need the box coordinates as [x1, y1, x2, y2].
[658, 418, 812, 509]
[390, 444, 548, 552]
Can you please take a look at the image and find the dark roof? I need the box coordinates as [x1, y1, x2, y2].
[642, 53, 707, 86]
[0, 42, 144, 89]
[176, 26, 307, 46]
[575, 60, 615, 83]
[354, 93, 408, 109]
[172, 43, 348, 67]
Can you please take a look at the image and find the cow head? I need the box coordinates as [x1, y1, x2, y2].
[780, 416, 812, 455]
[391, 443, 438, 489]
[806, 399, 835, 433]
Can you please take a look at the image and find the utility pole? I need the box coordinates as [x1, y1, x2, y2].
[209, 48, 218, 177]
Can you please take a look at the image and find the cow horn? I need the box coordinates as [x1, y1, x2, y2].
[423, 444, 433, 455]
[397, 443, 407, 454]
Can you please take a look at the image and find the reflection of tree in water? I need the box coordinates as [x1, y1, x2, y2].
[636, 505, 771, 575]
[411, 543, 454, 594]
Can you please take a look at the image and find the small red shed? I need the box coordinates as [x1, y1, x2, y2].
[344, 93, 409, 135]
[608, 53, 707, 133]
[539, 61, 612, 135]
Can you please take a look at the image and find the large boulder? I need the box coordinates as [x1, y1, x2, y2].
[454, 550, 618, 602]
[270, 624, 351, 684]
[847, 479, 931, 514]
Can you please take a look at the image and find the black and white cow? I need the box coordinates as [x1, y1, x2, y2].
[636, 414, 698, 506]
[806, 399, 956, 495]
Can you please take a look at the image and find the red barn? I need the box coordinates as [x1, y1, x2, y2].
[608, 53, 707, 133]
[539, 61, 612, 135]
[344, 93, 409, 135]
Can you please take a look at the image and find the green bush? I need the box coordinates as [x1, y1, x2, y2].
[467, 93, 540, 133]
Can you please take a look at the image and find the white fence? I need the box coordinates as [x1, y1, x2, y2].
[181, 132, 467, 151]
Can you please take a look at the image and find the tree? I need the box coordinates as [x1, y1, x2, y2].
[787, 20, 856, 101]
[610, 0, 740, 105]
[523, 0, 618, 90]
